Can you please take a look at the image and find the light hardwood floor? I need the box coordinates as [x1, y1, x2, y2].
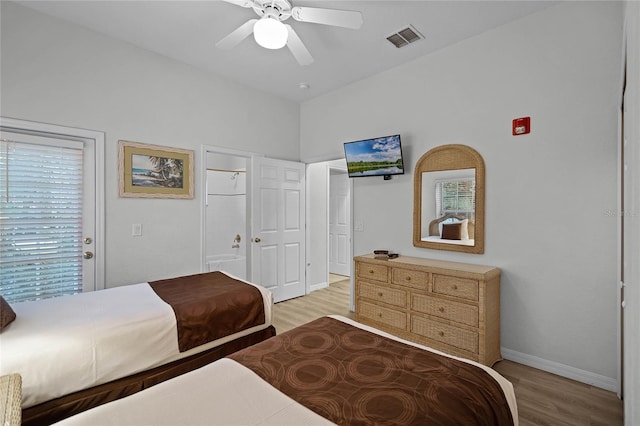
[272, 275, 354, 334]
[272, 277, 623, 426]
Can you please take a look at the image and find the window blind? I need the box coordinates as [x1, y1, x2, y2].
[435, 179, 475, 217]
[0, 139, 84, 303]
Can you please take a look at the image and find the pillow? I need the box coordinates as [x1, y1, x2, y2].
[441, 222, 463, 240]
[0, 296, 16, 331]
[459, 219, 469, 240]
[439, 218, 469, 240]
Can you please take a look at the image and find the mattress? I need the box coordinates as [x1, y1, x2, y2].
[0, 272, 272, 409]
[57, 316, 518, 426]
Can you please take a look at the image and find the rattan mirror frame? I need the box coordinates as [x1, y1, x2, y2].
[413, 144, 485, 254]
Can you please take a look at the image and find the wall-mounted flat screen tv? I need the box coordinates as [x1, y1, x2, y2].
[343, 134, 404, 178]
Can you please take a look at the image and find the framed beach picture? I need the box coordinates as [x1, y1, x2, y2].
[118, 140, 194, 199]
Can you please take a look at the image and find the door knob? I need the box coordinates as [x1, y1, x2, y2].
[254, 237, 261, 243]
[83, 251, 94, 260]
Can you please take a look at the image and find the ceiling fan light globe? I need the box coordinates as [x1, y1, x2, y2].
[253, 17, 288, 49]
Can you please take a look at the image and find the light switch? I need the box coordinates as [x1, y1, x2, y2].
[354, 220, 364, 232]
[132, 223, 142, 236]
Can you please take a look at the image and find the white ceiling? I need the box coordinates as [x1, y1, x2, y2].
[17, 0, 556, 103]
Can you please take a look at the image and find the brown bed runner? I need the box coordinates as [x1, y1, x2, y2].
[229, 317, 514, 426]
[149, 271, 266, 352]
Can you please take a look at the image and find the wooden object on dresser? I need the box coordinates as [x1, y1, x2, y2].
[354, 254, 501, 366]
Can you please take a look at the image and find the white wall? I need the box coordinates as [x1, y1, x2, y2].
[623, 1, 640, 422]
[0, 2, 300, 287]
[301, 2, 623, 387]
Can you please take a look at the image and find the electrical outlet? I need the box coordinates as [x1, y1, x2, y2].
[132, 223, 142, 236]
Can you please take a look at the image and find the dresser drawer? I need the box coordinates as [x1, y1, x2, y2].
[411, 294, 478, 327]
[391, 268, 429, 290]
[411, 315, 478, 354]
[359, 301, 407, 330]
[359, 282, 407, 308]
[354, 255, 500, 366]
[357, 263, 388, 283]
[432, 275, 479, 301]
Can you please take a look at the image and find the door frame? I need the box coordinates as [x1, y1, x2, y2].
[330, 164, 355, 311]
[345, 170, 355, 311]
[327, 166, 350, 277]
[200, 145, 260, 275]
[304, 158, 354, 309]
[0, 117, 105, 291]
[201, 147, 355, 307]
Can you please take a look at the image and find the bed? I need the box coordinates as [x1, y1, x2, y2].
[422, 213, 475, 246]
[57, 315, 519, 426]
[0, 271, 275, 425]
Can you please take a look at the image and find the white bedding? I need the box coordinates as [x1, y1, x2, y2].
[421, 235, 475, 246]
[0, 272, 272, 408]
[57, 316, 519, 426]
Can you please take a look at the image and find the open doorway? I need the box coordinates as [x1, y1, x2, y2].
[202, 148, 251, 281]
[306, 159, 353, 310]
[329, 167, 350, 277]
[201, 145, 307, 303]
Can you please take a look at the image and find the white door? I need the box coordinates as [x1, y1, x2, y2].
[251, 157, 306, 303]
[0, 120, 104, 302]
[329, 168, 350, 276]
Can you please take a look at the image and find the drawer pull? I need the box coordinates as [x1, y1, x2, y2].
[378, 292, 384, 297]
[452, 285, 458, 290]
[405, 276, 411, 281]
[369, 269, 375, 274]
[438, 331, 445, 337]
[438, 307, 445, 313]
[378, 313, 383, 318]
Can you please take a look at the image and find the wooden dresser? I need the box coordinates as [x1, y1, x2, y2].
[354, 254, 501, 366]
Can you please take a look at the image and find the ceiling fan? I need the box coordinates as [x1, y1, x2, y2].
[216, 0, 363, 66]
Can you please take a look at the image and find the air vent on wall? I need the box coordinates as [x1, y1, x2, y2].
[386, 25, 423, 48]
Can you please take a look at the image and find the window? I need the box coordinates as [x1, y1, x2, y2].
[1, 136, 85, 303]
[435, 178, 475, 220]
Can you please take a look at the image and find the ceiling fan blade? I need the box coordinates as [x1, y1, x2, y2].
[285, 25, 314, 66]
[221, 0, 257, 8]
[291, 6, 363, 30]
[216, 19, 258, 50]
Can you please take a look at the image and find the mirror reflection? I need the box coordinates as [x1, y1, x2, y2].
[413, 144, 484, 254]
[421, 169, 475, 246]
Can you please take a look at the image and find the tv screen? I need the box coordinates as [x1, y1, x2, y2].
[343, 134, 404, 178]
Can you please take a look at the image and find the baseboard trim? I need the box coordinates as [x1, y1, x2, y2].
[309, 281, 329, 293]
[501, 348, 618, 392]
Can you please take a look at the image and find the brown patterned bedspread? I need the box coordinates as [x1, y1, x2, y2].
[149, 271, 266, 352]
[229, 317, 514, 426]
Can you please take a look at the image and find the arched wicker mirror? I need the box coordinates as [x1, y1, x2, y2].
[413, 144, 485, 254]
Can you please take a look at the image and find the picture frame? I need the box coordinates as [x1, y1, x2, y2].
[118, 140, 194, 199]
